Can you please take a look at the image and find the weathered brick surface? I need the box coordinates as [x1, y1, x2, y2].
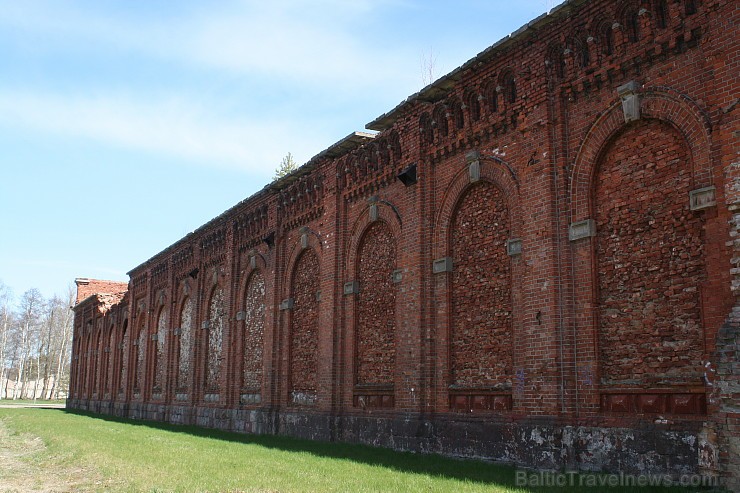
[68, 0, 739, 485]
[596, 120, 705, 386]
[290, 249, 319, 403]
[118, 321, 128, 394]
[356, 221, 396, 386]
[134, 323, 146, 393]
[206, 288, 225, 391]
[450, 182, 512, 389]
[153, 310, 167, 392]
[176, 298, 194, 390]
[242, 271, 265, 391]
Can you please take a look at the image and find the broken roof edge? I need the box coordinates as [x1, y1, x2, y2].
[126, 131, 376, 277]
[366, 0, 586, 132]
[73, 290, 128, 311]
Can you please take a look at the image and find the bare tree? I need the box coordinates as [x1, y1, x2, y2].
[419, 46, 438, 87]
[50, 287, 75, 399]
[0, 282, 75, 401]
[0, 281, 12, 399]
[40, 296, 59, 399]
[14, 289, 43, 399]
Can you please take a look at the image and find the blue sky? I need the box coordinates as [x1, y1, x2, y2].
[0, 0, 556, 301]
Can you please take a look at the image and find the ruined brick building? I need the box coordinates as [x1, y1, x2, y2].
[69, 0, 739, 486]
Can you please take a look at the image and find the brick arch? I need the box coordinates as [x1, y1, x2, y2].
[353, 221, 397, 390]
[118, 317, 129, 396]
[570, 87, 712, 222]
[105, 322, 115, 396]
[419, 112, 433, 147]
[593, 120, 706, 388]
[432, 103, 449, 139]
[464, 87, 481, 123]
[203, 284, 226, 394]
[174, 295, 195, 392]
[653, 0, 670, 29]
[238, 268, 266, 402]
[133, 314, 147, 395]
[287, 247, 321, 406]
[568, 32, 591, 68]
[570, 105, 713, 414]
[345, 200, 402, 276]
[483, 78, 499, 114]
[432, 154, 523, 412]
[236, 248, 269, 303]
[433, 155, 521, 260]
[447, 96, 465, 132]
[283, 229, 323, 292]
[152, 305, 168, 394]
[446, 180, 515, 407]
[92, 328, 102, 397]
[388, 130, 402, 162]
[617, 1, 641, 42]
[594, 19, 615, 57]
[546, 43, 566, 80]
[498, 69, 516, 106]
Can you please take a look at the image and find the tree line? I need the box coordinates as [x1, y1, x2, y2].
[0, 280, 74, 401]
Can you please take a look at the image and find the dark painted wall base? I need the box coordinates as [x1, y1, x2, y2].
[66, 399, 718, 482]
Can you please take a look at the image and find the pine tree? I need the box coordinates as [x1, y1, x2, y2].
[273, 152, 297, 180]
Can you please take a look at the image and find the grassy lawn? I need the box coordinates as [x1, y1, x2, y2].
[0, 408, 707, 493]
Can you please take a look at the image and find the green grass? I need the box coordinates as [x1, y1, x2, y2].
[0, 408, 709, 493]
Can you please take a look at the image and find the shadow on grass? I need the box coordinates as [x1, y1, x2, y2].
[49, 408, 697, 492]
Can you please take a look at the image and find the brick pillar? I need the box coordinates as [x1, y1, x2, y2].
[714, 201, 740, 490]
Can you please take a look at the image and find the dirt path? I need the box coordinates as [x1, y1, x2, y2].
[0, 418, 98, 492]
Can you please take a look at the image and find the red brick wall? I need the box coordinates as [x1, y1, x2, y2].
[450, 182, 512, 389]
[176, 298, 194, 391]
[596, 120, 705, 387]
[242, 271, 265, 392]
[289, 249, 320, 404]
[153, 309, 167, 392]
[119, 320, 129, 395]
[356, 221, 397, 387]
[205, 288, 225, 392]
[134, 321, 146, 393]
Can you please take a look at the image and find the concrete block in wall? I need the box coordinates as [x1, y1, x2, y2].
[690, 186, 716, 210]
[466, 150, 481, 183]
[617, 81, 641, 122]
[343, 281, 359, 295]
[280, 298, 294, 310]
[433, 257, 453, 273]
[569, 219, 596, 241]
[506, 238, 522, 256]
[369, 203, 379, 222]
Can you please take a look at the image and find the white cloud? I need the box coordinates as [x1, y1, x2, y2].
[0, 90, 329, 173]
[0, 0, 418, 93]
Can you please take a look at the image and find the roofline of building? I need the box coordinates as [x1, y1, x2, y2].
[126, 131, 376, 276]
[124, 0, 589, 277]
[365, 0, 586, 131]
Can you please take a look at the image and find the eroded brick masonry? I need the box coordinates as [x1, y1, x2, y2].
[69, 0, 739, 486]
